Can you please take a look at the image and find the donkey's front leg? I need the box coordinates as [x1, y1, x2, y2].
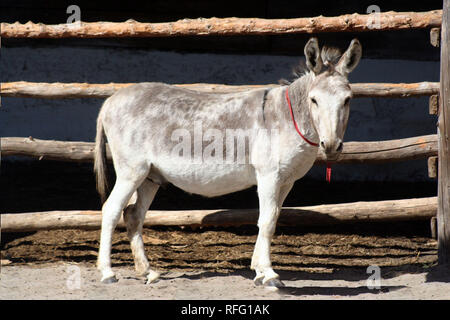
[251, 173, 283, 288]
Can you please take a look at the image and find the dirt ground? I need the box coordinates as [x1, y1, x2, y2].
[2, 226, 450, 300]
[2, 161, 449, 299]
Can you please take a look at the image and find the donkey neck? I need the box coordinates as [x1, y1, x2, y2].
[285, 73, 319, 145]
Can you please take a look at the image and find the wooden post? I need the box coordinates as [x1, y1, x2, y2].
[438, 0, 450, 265]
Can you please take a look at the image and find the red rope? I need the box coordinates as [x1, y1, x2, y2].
[285, 87, 332, 183]
[326, 163, 332, 183]
[285, 88, 319, 147]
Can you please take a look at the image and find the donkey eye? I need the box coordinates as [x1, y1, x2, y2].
[311, 98, 317, 105]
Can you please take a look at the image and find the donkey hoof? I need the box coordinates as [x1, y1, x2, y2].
[101, 275, 118, 284]
[253, 274, 264, 286]
[145, 270, 161, 285]
[264, 278, 285, 288]
[145, 278, 160, 285]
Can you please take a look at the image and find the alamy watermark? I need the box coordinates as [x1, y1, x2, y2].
[170, 121, 281, 166]
[66, 5, 81, 27]
[366, 5, 381, 29]
[66, 265, 82, 290]
[366, 265, 381, 289]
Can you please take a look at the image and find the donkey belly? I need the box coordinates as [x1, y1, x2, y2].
[153, 160, 256, 197]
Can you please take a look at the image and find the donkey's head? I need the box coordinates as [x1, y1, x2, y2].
[304, 38, 362, 160]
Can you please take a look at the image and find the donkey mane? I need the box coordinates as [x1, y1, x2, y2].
[279, 46, 342, 85]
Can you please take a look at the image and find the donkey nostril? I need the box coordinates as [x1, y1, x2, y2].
[320, 141, 326, 148]
[336, 142, 343, 152]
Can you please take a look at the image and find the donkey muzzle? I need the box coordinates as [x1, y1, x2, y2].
[320, 139, 343, 160]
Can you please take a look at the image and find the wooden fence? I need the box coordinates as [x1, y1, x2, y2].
[0, 10, 442, 38]
[1, 6, 449, 265]
[0, 81, 440, 98]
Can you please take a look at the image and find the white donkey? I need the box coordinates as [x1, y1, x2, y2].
[94, 38, 362, 286]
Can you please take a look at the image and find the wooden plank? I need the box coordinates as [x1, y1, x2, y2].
[428, 156, 438, 178]
[0, 81, 440, 99]
[335, 135, 438, 164]
[430, 95, 440, 115]
[0, 82, 274, 98]
[431, 216, 438, 239]
[0, 197, 437, 232]
[351, 82, 440, 98]
[0, 11, 442, 39]
[1, 135, 438, 164]
[431, 27, 441, 47]
[438, 0, 450, 265]
[1, 137, 108, 162]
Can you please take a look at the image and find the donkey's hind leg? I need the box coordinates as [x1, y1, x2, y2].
[97, 177, 143, 283]
[123, 179, 160, 284]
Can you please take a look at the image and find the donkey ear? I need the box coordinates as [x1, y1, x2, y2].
[304, 38, 323, 75]
[336, 39, 362, 76]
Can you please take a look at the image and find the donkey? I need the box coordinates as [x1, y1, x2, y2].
[94, 37, 362, 286]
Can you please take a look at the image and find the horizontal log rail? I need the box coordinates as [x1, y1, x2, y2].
[1, 134, 438, 164]
[0, 10, 442, 38]
[0, 81, 440, 99]
[0, 197, 437, 232]
[336, 134, 438, 164]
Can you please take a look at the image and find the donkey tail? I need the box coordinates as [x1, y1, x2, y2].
[94, 110, 108, 203]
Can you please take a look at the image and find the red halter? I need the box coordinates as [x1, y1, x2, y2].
[285, 88, 319, 147]
[285, 87, 332, 183]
